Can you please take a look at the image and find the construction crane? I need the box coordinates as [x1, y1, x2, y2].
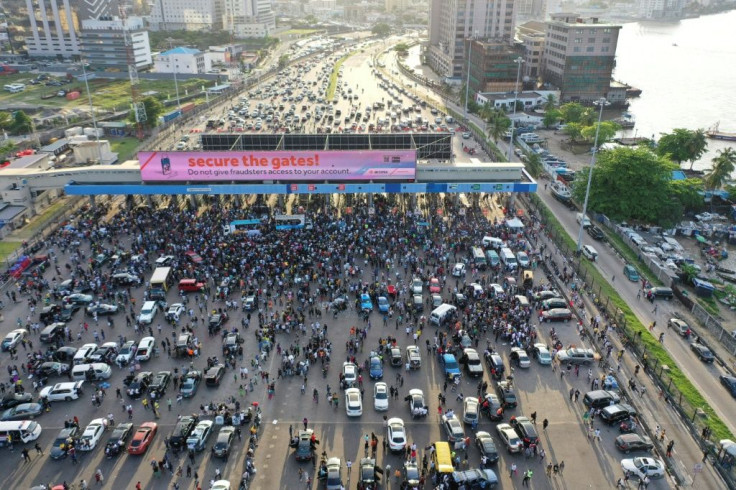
[119, 4, 146, 139]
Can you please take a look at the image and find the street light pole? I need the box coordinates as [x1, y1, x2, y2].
[167, 38, 182, 111]
[576, 97, 610, 252]
[506, 57, 524, 162]
[464, 32, 477, 120]
[80, 59, 103, 164]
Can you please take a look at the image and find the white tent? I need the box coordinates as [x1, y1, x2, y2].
[506, 218, 525, 229]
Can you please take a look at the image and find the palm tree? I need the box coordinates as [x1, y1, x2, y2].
[703, 147, 736, 190]
[686, 128, 708, 170]
[543, 94, 557, 112]
[485, 108, 511, 143]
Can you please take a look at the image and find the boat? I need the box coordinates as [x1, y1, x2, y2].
[706, 122, 736, 141]
[614, 112, 636, 128]
[549, 181, 572, 203]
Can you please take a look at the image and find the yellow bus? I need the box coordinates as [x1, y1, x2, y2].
[432, 441, 454, 475]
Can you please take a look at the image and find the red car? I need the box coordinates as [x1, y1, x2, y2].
[185, 251, 203, 265]
[127, 422, 158, 455]
[429, 278, 441, 294]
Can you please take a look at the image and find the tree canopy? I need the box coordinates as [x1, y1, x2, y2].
[10, 110, 33, 135]
[656, 128, 708, 169]
[558, 102, 585, 123]
[703, 147, 736, 190]
[128, 97, 164, 129]
[371, 23, 391, 37]
[571, 146, 686, 226]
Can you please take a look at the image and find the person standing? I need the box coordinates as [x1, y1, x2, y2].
[346, 459, 352, 477]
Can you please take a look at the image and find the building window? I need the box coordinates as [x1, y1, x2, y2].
[573, 47, 581, 52]
[602, 38, 610, 43]
[586, 46, 594, 52]
[601, 46, 610, 52]
[574, 38, 582, 43]
[588, 37, 595, 43]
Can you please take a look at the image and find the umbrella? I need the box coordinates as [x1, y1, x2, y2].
[695, 234, 707, 243]
[99, 382, 111, 389]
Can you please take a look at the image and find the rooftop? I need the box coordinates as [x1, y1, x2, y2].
[3, 153, 48, 170]
[160, 47, 201, 56]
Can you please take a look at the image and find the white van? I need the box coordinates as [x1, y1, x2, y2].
[576, 213, 591, 229]
[430, 304, 457, 326]
[482, 236, 503, 250]
[582, 244, 599, 261]
[73, 343, 98, 366]
[499, 247, 518, 270]
[71, 363, 112, 381]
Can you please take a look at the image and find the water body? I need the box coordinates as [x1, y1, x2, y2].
[614, 10, 736, 170]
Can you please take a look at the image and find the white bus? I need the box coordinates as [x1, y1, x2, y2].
[0, 420, 42, 447]
[3, 83, 25, 93]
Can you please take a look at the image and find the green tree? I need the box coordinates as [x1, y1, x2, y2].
[394, 43, 410, 56]
[558, 102, 585, 123]
[0, 139, 15, 156]
[278, 54, 290, 68]
[372, 23, 391, 37]
[543, 94, 557, 112]
[562, 122, 584, 143]
[669, 178, 704, 213]
[657, 128, 708, 168]
[484, 108, 511, 143]
[129, 97, 164, 129]
[703, 147, 736, 190]
[10, 110, 33, 135]
[580, 121, 620, 145]
[0, 111, 12, 130]
[571, 146, 680, 226]
[542, 109, 561, 129]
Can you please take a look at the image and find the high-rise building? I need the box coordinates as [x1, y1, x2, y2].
[514, 0, 546, 22]
[385, 0, 408, 12]
[517, 21, 546, 79]
[465, 39, 525, 95]
[427, 0, 517, 80]
[80, 16, 152, 71]
[75, 0, 120, 21]
[24, 0, 81, 58]
[149, 0, 224, 31]
[223, 0, 276, 38]
[638, 0, 685, 20]
[542, 13, 621, 103]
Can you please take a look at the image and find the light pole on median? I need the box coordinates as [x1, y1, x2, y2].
[463, 31, 478, 120]
[576, 97, 610, 252]
[506, 57, 524, 162]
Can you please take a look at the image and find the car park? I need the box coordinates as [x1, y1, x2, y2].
[690, 342, 714, 362]
[374, 382, 389, 411]
[128, 422, 158, 455]
[187, 420, 214, 452]
[386, 417, 407, 452]
[496, 423, 522, 453]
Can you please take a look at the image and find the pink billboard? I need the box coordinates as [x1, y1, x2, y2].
[139, 150, 416, 182]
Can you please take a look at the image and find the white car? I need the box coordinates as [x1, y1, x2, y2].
[1, 329, 27, 351]
[73, 343, 98, 366]
[345, 388, 363, 417]
[39, 381, 84, 402]
[166, 303, 185, 321]
[210, 481, 231, 490]
[135, 337, 156, 362]
[496, 423, 522, 453]
[342, 362, 358, 388]
[463, 396, 480, 424]
[533, 343, 552, 365]
[489, 284, 505, 296]
[516, 251, 530, 268]
[79, 418, 106, 451]
[116, 340, 137, 365]
[386, 417, 407, 452]
[411, 278, 423, 295]
[138, 301, 158, 325]
[510, 347, 531, 368]
[406, 345, 421, 369]
[620, 457, 666, 479]
[187, 420, 214, 452]
[452, 263, 466, 277]
[155, 255, 174, 266]
[374, 382, 389, 411]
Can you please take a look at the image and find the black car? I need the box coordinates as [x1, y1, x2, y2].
[40, 323, 66, 344]
[51, 346, 78, 362]
[720, 375, 736, 397]
[510, 416, 539, 447]
[293, 429, 316, 462]
[170, 415, 199, 448]
[474, 431, 499, 464]
[615, 433, 654, 453]
[40, 304, 62, 324]
[389, 347, 403, 367]
[50, 426, 80, 459]
[212, 425, 236, 458]
[223, 333, 244, 355]
[126, 371, 153, 398]
[205, 365, 226, 386]
[496, 381, 517, 409]
[586, 225, 606, 241]
[34, 361, 70, 378]
[358, 458, 380, 488]
[600, 403, 637, 425]
[460, 349, 484, 378]
[690, 342, 714, 362]
[58, 304, 81, 322]
[454, 293, 468, 308]
[105, 422, 133, 457]
[149, 371, 172, 398]
[0, 392, 33, 409]
[208, 313, 228, 333]
[85, 303, 119, 316]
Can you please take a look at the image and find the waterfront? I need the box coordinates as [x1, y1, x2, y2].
[614, 10, 736, 170]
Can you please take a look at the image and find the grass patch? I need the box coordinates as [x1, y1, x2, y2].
[110, 137, 141, 163]
[0, 242, 21, 265]
[605, 232, 664, 287]
[697, 296, 720, 316]
[14, 200, 68, 241]
[282, 29, 322, 36]
[530, 193, 734, 443]
[326, 54, 351, 101]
